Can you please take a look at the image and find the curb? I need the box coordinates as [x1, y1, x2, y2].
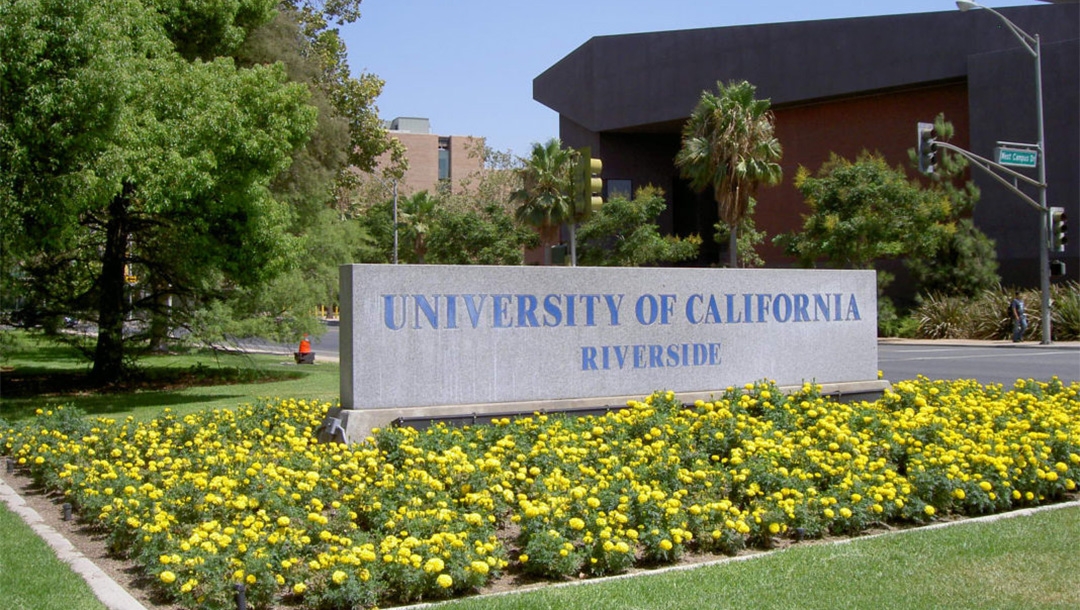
[0, 476, 148, 610]
[397, 500, 1080, 609]
[878, 338, 1080, 349]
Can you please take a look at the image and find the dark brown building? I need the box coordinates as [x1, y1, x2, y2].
[534, 3, 1078, 286]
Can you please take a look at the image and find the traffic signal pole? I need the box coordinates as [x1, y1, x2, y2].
[927, 139, 1052, 344]
[956, 0, 1051, 344]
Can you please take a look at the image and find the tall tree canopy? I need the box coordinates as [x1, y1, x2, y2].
[675, 80, 782, 267]
[1, 0, 320, 383]
[904, 114, 999, 298]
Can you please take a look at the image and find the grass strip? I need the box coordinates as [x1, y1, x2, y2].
[0, 502, 109, 610]
[437, 505, 1080, 610]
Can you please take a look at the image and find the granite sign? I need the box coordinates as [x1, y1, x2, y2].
[331, 265, 883, 440]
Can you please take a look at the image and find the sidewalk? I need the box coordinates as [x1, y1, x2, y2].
[879, 337, 1080, 349]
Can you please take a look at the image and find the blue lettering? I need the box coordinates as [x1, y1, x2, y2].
[413, 295, 439, 329]
[614, 345, 629, 368]
[710, 342, 722, 365]
[773, 293, 792, 323]
[727, 294, 743, 324]
[492, 294, 512, 328]
[633, 344, 647, 368]
[686, 294, 703, 324]
[813, 294, 830, 322]
[636, 295, 658, 325]
[794, 294, 810, 322]
[847, 294, 862, 320]
[705, 295, 722, 324]
[649, 344, 664, 367]
[445, 295, 458, 329]
[383, 295, 406, 330]
[581, 294, 600, 326]
[667, 344, 681, 366]
[564, 294, 577, 326]
[756, 294, 772, 323]
[582, 346, 598, 370]
[464, 294, 487, 328]
[604, 294, 624, 326]
[659, 294, 677, 325]
[542, 294, 562, 327]
[517, 294, 539, 327]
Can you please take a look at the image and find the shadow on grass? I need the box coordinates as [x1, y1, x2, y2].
[0, 362, 307, 423]
[0, 390, 251, 422]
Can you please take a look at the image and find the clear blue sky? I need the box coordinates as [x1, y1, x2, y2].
[341, 1, 1043, 157]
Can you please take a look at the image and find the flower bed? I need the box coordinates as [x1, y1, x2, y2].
[2, 377, 1078, 609]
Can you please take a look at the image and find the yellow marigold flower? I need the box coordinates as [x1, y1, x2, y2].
[293, 582, 307, 595]
[277, 516, 290, 527]
[768, 522, 781, 534]
[331, 570, 347, 585]
[953, 489, 966, 500]
[659, 539, 673, 551]
[160, 570, 177, 584]
[470, 560, 489, 575]
[518, 554, 529, 563]
[979, 481, 993, 492]
[568, 517, 585, 530]
[924, 505, 936, 516]
[437, 574, 453, 588]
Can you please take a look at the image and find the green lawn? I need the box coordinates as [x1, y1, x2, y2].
[0, 331, 340, 422]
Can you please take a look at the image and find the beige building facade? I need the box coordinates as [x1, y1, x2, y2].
[378, 117, 484, 196]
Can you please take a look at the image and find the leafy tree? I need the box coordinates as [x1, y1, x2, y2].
[511, 138, 577, 260]
[577, 187, 701, 266]
[1, 0, 317, 383]
[778, 152, 955, 270]
[776, 151, 958, 326]
[426, 204, 538, 265]
[904, 114, 999, 297]
[675, 80, 783, 267]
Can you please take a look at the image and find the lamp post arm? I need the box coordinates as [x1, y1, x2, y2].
[933, 141, 1045, 211]
[975, 5, 1038, 56]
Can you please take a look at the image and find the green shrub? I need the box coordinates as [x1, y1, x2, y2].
[915, 282, 1079, 341]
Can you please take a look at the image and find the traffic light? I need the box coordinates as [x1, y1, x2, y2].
[917, 122, 937, 174]
[574, 147, 604, 219]
[1050, 206, 1068, 252]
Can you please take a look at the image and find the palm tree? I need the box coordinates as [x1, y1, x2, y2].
[675, 80, 783, 267]
[511, 138, 577, 263]
[398, 191, 436, 263]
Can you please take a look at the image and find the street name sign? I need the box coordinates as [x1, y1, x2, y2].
[996, 147, 1038, 168]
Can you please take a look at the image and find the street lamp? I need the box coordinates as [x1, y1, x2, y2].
[393, 175, 401, 264]
[956, 1, 1051, 344]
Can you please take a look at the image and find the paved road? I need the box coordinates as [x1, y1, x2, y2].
[878, 340, 1080, 386]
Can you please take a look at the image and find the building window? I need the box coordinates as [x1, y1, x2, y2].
[607, 179, 632, 200]
[438, 138, 450, 181]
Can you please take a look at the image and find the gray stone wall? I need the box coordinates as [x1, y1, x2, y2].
[340, 265, 879, 411]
